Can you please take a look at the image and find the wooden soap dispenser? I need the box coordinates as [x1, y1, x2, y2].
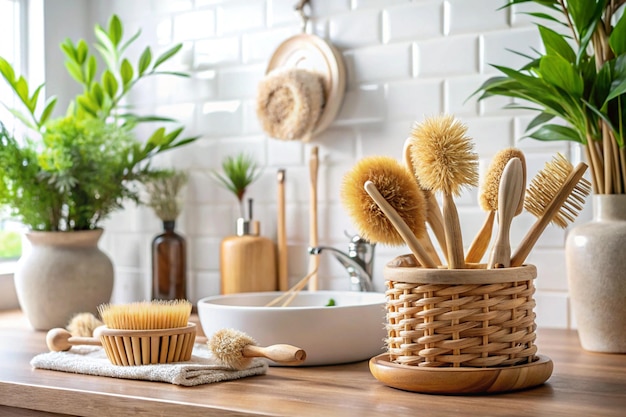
[220, 199, 277, 294]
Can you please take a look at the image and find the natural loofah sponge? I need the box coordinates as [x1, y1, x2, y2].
[256, 68, 324, 141]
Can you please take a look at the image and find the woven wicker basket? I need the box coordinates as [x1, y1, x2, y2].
[384, 264, 537, 368]
[98, 323, 196, 366]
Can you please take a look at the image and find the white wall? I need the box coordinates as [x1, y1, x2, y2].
[49, 0, 591, 329]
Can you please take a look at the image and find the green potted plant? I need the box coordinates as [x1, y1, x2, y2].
[474, 0, 626, 352]
[0, 15, 197, 329]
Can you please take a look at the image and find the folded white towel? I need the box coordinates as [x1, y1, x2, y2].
[31, 343, 268, 386]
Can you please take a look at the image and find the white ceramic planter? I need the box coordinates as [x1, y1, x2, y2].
[566, 195, 626, 353]
[14, 229, 114, 330]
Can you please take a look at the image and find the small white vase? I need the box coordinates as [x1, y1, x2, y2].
[14, 229, 114, 330]
[565, 194, 626, 353]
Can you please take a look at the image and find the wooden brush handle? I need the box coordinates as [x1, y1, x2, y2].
[425, 191, 448, 262]
[243, 344, 306, 365]
[46, 328, 102, 352]
[418, 230, 442, 266]
[364, 181, 436, 268]
[308, 146, 319, 291]
[277, 169, 288, 291]
[465, 211, 495, 263]
[511, 162, 588, 267]
[442, 194, 465, 269]
[488, 158, 524, 269]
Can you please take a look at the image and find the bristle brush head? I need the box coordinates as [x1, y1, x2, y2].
[480, 148, 527, 213]
[208, 328, 256, 370]
[98, 299, 192, 330]
[66, 312, 104, 337]
[409, 114, 479, 196]
[341, 155, 426, 245]
[524, 153, 592, 228]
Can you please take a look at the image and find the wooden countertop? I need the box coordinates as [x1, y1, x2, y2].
[1, 310, 625, 417]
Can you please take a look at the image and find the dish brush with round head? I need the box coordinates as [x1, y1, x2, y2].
[511, 154, 592, 267]
[409, 115, 479, 269]
[403, 138, 445, 265]
[466, 148, 526, 264]
[341, 155, 436, 268]
[208, 328, 306, 370]
[96, 300, 196, 366]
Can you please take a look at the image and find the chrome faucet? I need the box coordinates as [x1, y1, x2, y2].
[308, 234, 376, 292]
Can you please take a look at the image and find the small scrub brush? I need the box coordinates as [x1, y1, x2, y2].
[66, 312, 104, 337]
[341, 155, 436, 268]
[511, 154, 592, 267]
[208, 328, 306, 370]
[409, 115, 479, 269]
[466, 148, 526, 263]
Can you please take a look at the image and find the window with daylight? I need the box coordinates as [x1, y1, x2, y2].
[0, 0, 27, 262]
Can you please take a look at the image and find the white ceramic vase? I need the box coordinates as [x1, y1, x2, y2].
[565, 194, 626, 353]
[14, 229, 114, 330]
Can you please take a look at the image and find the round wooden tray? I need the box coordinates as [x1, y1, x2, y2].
[266, 33, 346, 137]
[369, 354, 553, 394]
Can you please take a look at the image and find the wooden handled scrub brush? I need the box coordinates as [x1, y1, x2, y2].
[511, 154, 592, 267]
[341, 155, 436, 268]
[466, 148, 526, 264]
[408, 115, 479, 269]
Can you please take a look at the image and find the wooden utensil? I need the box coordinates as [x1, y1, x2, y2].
[277, 169, 288, 291]
[364, 180, 436, 268]
[46, 328, 103, 352]
[488, 157, 524, 268]
[307, 146, 319, 291]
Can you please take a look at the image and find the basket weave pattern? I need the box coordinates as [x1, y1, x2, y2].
[100, 325, 196, 366]
[385, 278, 537, 368]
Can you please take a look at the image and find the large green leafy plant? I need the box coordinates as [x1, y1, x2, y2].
[0, 15, 196, 231]
[474, 0, 626, 194]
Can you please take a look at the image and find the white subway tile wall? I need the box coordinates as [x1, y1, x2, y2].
[93, 0, 593, 328]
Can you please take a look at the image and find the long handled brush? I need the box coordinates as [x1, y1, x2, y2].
[467, 148, 526, 264]
[408, 115, 479, 269]
[341, 155, 436, 268]
[511, 154, 592, 267]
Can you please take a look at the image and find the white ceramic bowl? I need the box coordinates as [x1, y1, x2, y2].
[197, 290, 386, 366]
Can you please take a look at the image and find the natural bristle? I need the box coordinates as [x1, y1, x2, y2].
[525, 154, 592, 228]
[98, 299, 192, 330]
[480, 148, 527, 212]
[208, 328, 256, 370]
[66, 312, 104, 337]
[341, 155, 426, 245]
[409, 114, 479, 196]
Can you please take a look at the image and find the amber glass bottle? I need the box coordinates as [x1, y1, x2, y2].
[152, 220, 186, 300]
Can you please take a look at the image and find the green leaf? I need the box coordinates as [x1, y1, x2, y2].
[64, 60, 84, 83]
[153, 44, 183, 70]
[528, 123, 585, 143]
[86, 55, 97, 85]
[39, 97, 58, 125]
[526, 112, 555, 131]
[609, 12, 626, 56]
[76, 94, 99, 116]
[91, 83, 105, 107]
[29, 84, 44, 112]
[138, 47, 152, 76]
[94, 24, 118, 69]
[606, 55, 626, 103]
[539, 55, 584, 97]
[0, 56, 16, 83]
[76, 39, 89, 64]
[161, 126, 184, 147]
[108, 15, 123, 46]
[538, 25, 575, 63]
[147, 127, 167, 146]
[14, 76, 30, 105]
[567, 0, 601, 36]
[120, 58, 134, 89]
[5, 107, 37, 131]
[60, 38, 78, 62]
[102, 70, 119, 98]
